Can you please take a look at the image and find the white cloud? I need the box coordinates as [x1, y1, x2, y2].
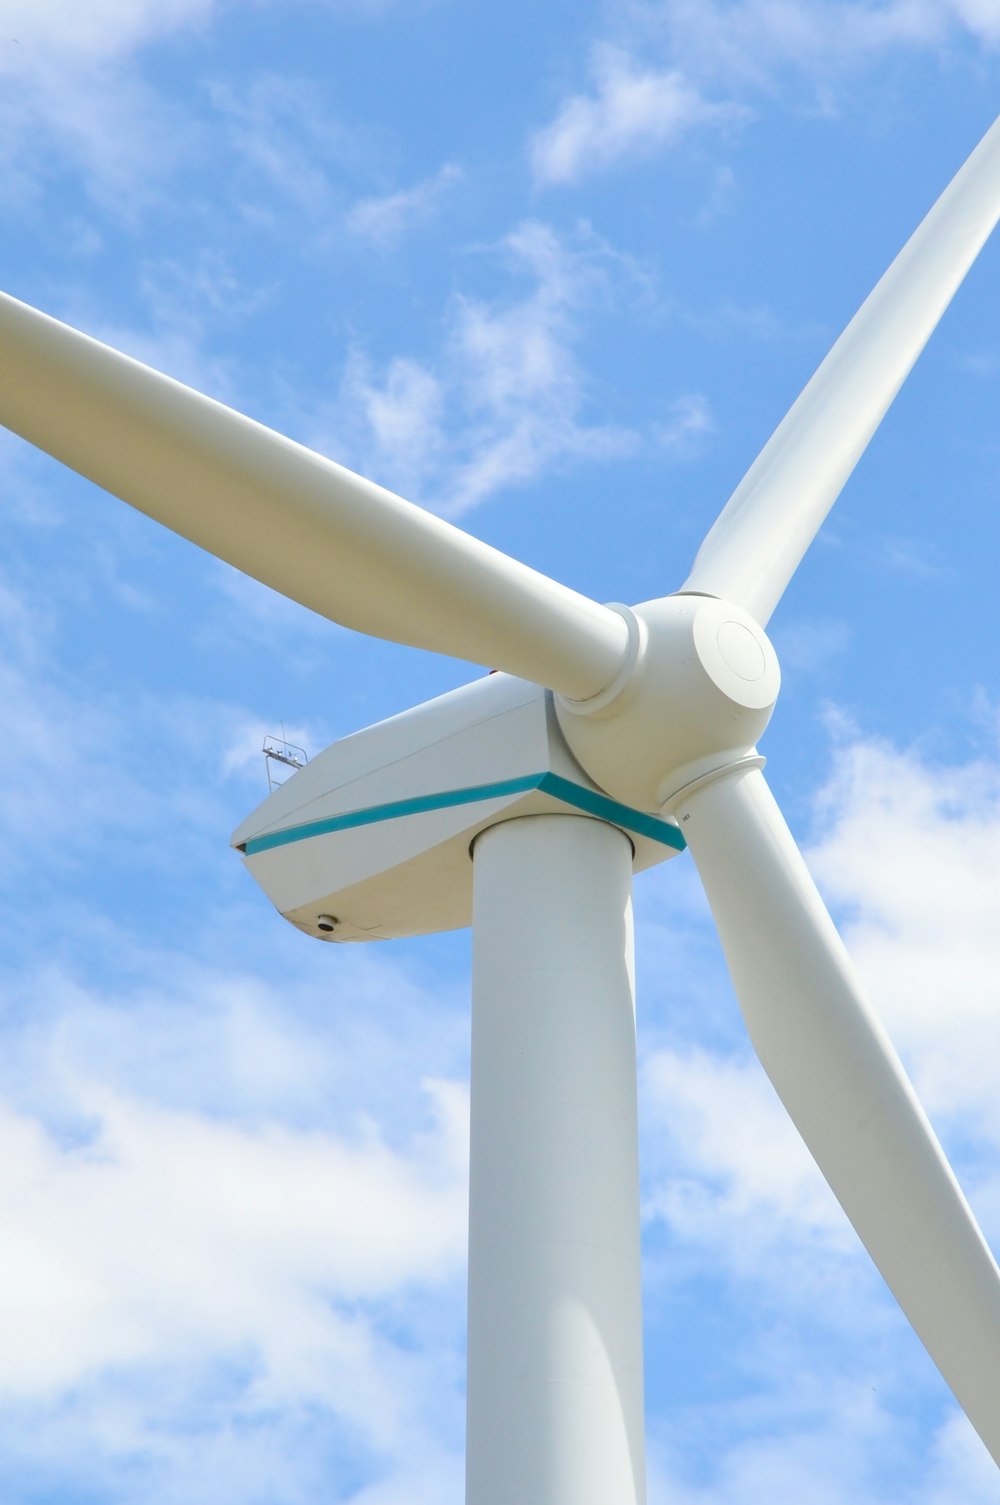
[0, 1, 216, 210]
[0, 1078, 466, 1401]
[346, 163, 463, 246]
[651, 0, 946, 88]
[0, 0, 213, 60]
[644, 1045, 852, 1257]
[651, 0, 1000, 91]
[924, 1409, 1000, 1502]
[0, 908, 470, 1495]
[531, 45, 741, 186]
[208, 73, 363, 221]
[649, 1388, 1000, 1505]
[807, 730, 1000, 1161]
[655, 393, 713, 450]
[529, 1, 999, 187]
[878, 533, 952, 580]
[0, 431, 65, 526]
[0, 596, 239, 883]
[339, 352, 448, 503]
[310, 220, 647, 514]
[0, 2, 420, 215]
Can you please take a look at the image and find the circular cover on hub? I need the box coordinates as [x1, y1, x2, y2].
[716, 620, 767, 682]
[691, 599, 780, 712]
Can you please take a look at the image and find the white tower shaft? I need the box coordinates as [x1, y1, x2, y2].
[466, 815, 646, 1505]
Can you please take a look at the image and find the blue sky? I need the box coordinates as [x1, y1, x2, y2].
[1, 2, 1000, 1500]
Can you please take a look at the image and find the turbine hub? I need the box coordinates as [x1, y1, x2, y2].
[554, 594, 781, 813]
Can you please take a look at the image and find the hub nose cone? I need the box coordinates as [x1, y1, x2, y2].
[717, 620, 767, 681]
[554, 594, 781, 813]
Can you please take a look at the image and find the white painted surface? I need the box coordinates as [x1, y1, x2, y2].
[676, 762, 1000, 1466]
[682, 113, 1000, 624]
[556, 594, 779, 812]
[232, 674, 547, 849]
[467, 815, 645, 1505]
[234, 674, 680, 941]
[0, 291, 628, 700]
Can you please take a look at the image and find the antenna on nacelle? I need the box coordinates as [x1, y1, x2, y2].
[262, 733, 308, 793]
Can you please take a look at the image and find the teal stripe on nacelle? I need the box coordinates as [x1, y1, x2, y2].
[539, 774, 685, 849]
[240, 772, 686, 857]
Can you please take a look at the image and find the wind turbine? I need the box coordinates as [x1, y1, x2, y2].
[2, 113, 1000, 1503]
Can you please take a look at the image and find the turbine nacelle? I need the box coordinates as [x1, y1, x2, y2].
[230, 672, 684, 943]
[556, 594, 781, 813]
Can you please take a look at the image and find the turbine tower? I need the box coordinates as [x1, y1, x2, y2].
[2, 115, 1000, 1501]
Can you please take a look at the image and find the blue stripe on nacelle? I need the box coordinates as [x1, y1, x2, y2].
[241, 772, 685, 856]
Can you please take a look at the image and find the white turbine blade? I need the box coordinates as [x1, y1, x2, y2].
[681, 114, 1000, 625]
[0, 292, 627, 701]
[674, 762, 1000, 1465]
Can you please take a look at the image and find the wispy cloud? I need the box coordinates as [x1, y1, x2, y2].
[0, 1, 217, 210]
[309, 220, 699, 514]
[531, 45, 742, 186]
[207, 73, 369, 223]
[529, 1, 999, 188]
[809, 730, 1000, 1155]
[654, 393, 714, 450]
[653, 0, 1000, 89]
[649, 1396, 1000, 1505]
[0, 3, 410, 216]
[878, 533, 953, 581]
[644, 1044, 852, 1258]
[346, 163, 463, 247]
[0, 0, 215, 60]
